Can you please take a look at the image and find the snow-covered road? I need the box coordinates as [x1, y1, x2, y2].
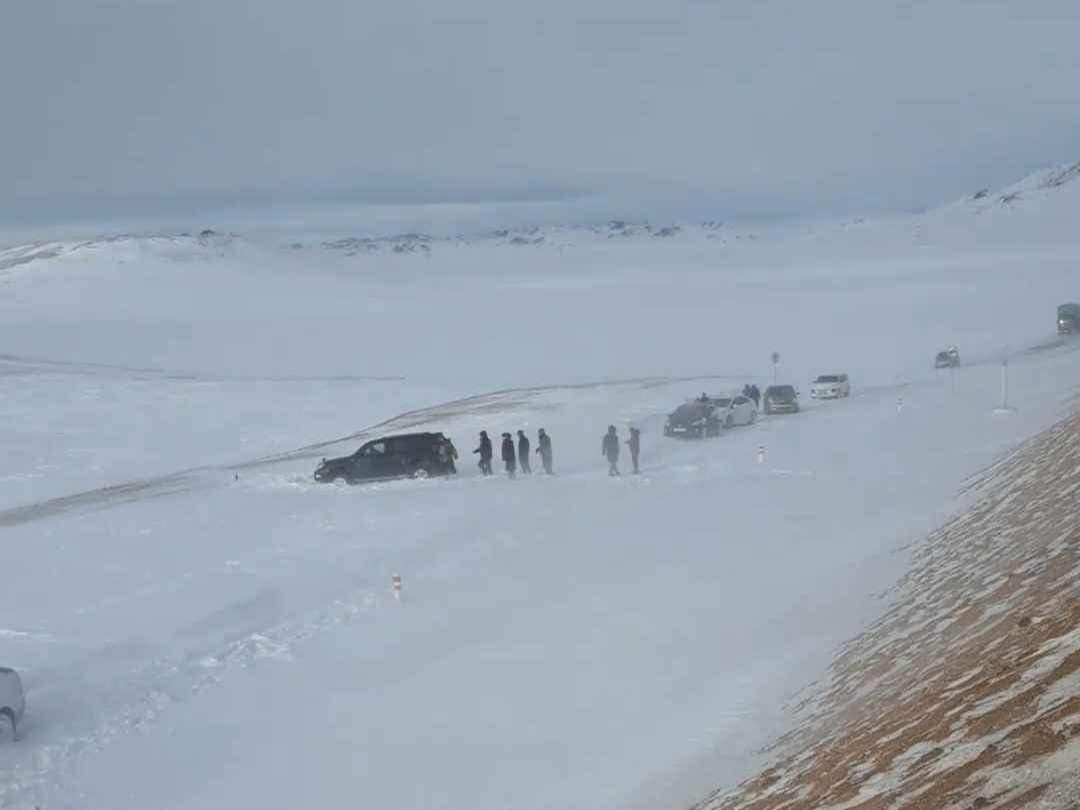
[2, 187, 1080, 809]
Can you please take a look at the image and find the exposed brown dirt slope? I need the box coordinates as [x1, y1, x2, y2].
[693, 409, 1080, 810]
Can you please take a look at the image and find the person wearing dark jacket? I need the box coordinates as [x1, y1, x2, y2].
[516, 430, 532, 474]
[626, 427, 641, 474]
[473, 430, 493, 475]
[501, 432, 517, 478]
[748, 384, 761, 409]
[602, 425, 621, 476]
[536, 428, 554, 474]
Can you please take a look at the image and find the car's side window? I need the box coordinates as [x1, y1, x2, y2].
[397, 438, 421, 456]
[363, 441, 386, 456]
[395, 439, 419, 457]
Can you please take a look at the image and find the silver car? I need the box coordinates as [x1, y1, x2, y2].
[714, 394, 758, 428]
[810, 374, 850, 399]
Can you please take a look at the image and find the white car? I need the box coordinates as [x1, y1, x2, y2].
[714, 394, 758, 427]
[810, 374, 850, 399]
[0, 667, 25, 739]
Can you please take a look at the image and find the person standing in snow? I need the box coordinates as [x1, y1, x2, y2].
[749, 384, 761, 409]
[474, 430, 493, 475]
[516, 430, 532, 474]
[602, 425, 621, 476]
[536, 428, 554, 475]
[501, 432, 517, 478]
[626, 427, 641, 474]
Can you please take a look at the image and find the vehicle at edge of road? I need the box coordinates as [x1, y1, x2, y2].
[664, 397, 725, 438]
[716, 394, 757, 428]
[0, 667, 25, 740]
[1058, 302, 1080, 335]
[314, 432, 458, 484]
[763, 384, 800, 415]
[810, 373, 851, 399]
[664, 394, 757, 437]
[934, 346, 961, 368]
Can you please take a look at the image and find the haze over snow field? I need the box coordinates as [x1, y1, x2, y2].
[2, 170, 1080, 809]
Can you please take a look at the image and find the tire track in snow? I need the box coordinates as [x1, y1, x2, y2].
[0, 584, 388, 807]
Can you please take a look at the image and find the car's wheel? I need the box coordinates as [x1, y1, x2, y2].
[749, 410, 757, 424]
[413, 468, 430, 480]
[0, 708, 15, 742]
[725, 415, 734, 428]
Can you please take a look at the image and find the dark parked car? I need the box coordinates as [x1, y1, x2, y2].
[934, 346, 960, 368]
[1058, 303, 1080, 334]
[763, 384, 799, 414]
[664, 395, 756, 437]
[314, 433, 458, 484]
[665, 399, 723, 438]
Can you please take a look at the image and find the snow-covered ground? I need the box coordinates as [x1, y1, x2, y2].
[2, 167, 1080, 809]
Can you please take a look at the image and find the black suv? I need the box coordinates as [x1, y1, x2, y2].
[763, 385, 799, 414]
[314, 433, 458, 484]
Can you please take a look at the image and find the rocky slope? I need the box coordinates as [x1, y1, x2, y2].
[693, 405, 1080, 809]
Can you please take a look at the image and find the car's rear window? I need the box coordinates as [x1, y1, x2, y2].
[768, 386, 795, 397]
[816, 375, 841, 383]
[672, 403, 706, 421]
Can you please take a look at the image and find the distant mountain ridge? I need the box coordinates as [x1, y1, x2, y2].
[3, 161, 1079, 270]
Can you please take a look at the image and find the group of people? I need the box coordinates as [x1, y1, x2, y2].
[472, 425, 643, 478]
[741, 383, 762, 408]
[602, 424, 641, 476]
[474, 428, 554, 478]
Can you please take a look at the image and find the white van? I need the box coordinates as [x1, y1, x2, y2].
[0, 667, 26, 739]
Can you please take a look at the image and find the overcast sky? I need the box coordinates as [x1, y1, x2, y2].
[3, 0, 1080, 232]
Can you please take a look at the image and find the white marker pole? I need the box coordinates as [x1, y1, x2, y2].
[1000, 358, 1009, 410]
[896, 393, 903, 413]
[392, 573, 402, 601]
[757, 444, 765, 464]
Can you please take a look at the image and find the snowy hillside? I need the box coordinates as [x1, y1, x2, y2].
[1, 165, 1079, 810]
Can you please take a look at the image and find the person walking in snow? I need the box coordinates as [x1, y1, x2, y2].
[602, 425, 621, 476]
[474, 430, 493, 475]
[536, 428, 554, 475]
[516, 430, 532, 474]
[626, 427, 641, 474]
[501, 432, 517, 478]
[749, 384, 761, 409]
